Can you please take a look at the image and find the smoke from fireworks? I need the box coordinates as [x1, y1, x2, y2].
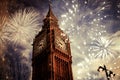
[51, 0, 120, 79]
[74, 54, 120, 80]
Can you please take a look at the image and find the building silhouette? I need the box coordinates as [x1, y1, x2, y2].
[32, 4, 73, 80]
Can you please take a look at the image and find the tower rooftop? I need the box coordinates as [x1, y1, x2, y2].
[45, 3, 58, 21]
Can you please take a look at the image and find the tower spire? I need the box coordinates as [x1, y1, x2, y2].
[45, 0, 58, 21]
[49, 0, 52, 8]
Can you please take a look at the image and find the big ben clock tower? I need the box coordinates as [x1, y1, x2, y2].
[32, 4, 73, 80]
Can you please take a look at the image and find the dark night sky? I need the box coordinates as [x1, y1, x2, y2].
[4, 0, 120, 80]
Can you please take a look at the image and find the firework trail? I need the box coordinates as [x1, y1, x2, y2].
[0, 0, 9, 51]
[0, 1, 8, 54]
[0, 16, 10, 57]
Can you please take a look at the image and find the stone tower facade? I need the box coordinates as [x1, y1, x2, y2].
[32, 5, 73, 80]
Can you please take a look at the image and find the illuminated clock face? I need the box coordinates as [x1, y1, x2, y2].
[38, 38, 46, 50]
[55, 36, 66, 50]
[34, 36, 46, 54]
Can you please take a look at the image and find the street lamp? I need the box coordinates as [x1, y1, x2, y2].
[97, 65, 115, 80]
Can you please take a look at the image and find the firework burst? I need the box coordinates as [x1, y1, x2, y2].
[6, 8, 41, 45]
[89, 36, 118, 59]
